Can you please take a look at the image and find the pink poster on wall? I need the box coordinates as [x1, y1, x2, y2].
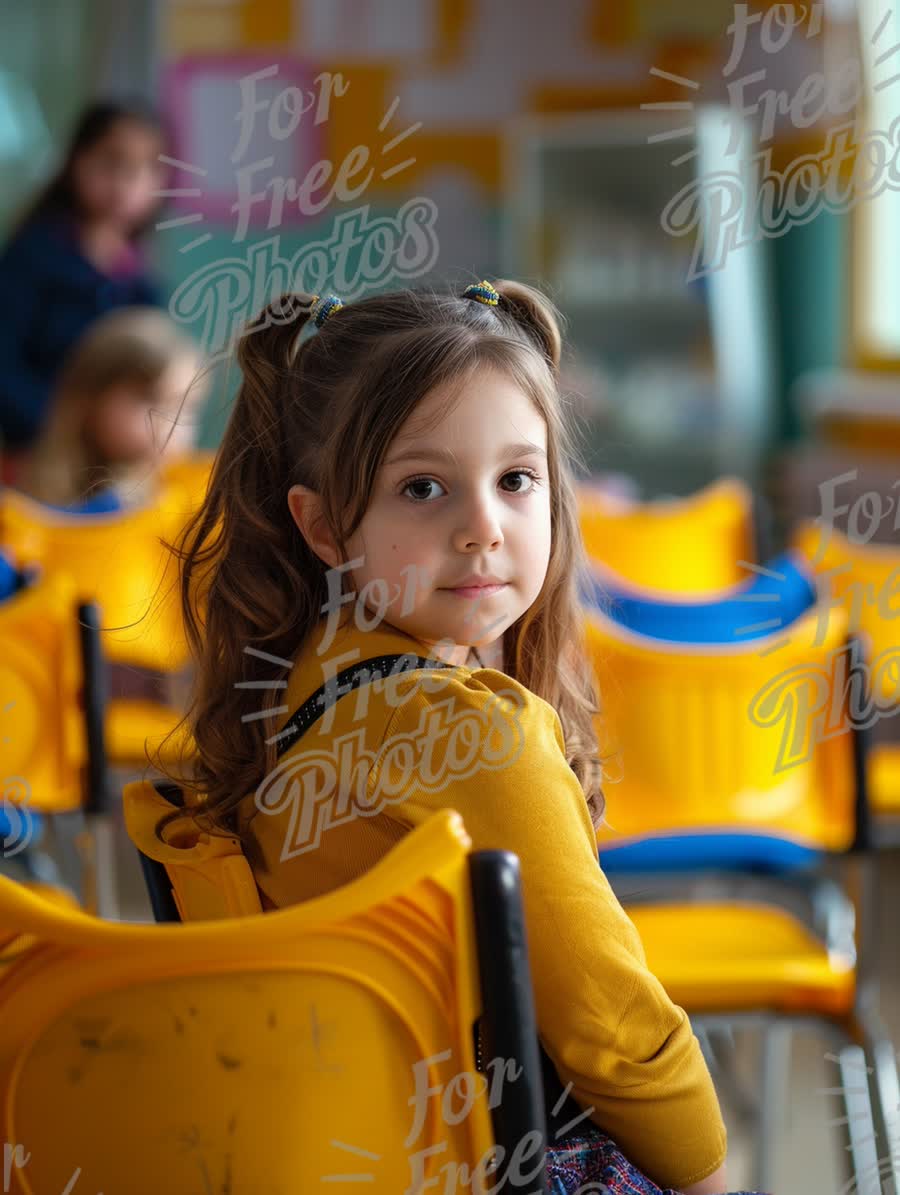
[162, 55, 326, 231]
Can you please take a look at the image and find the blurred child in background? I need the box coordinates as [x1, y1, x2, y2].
[0, 98, 168, 468]
[18, 307, 206, 512]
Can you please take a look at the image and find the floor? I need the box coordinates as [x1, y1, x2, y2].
[85, 808, 900, 1194]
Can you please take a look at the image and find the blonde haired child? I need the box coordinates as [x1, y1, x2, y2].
[160, 282, 763, 1195]
[19, 306, 205, 511]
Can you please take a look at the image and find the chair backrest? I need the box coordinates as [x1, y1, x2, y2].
[0, 573, 93, 814]
[123, 779, 263, 921]
[0, 811, 549, 1193]
[160, 451, 215, 509]
[0, 483, 191, 672]
[586, 549, 816, 643]
[577, 476, 755, 595]
[793, 520, 900, 705]
[587, 601, 857, 859]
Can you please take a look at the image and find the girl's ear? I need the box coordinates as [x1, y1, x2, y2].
[288, 484, 340, 568]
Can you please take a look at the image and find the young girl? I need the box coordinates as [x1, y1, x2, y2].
[17, 306, 205, 512]
[0, 98, 166, 466]
[164, 282, 765, 1195]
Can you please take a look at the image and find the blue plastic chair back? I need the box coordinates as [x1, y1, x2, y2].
[585, 550, 815, 644]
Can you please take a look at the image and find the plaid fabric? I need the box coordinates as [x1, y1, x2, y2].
[544, 1124, 769, 1195]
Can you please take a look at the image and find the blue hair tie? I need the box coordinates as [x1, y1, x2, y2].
[310, 293, 344, 328]
[463, 280, 499, 307]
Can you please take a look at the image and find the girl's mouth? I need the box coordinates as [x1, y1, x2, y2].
[441, 583, 508, 599]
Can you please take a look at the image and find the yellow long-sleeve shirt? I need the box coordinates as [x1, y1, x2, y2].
[241, 612, 727, 1190]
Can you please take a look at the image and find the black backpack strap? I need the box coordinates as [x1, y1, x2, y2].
[274, 653, 451, 758]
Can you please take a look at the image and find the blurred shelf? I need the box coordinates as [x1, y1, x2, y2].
[502, 108, 778, 493]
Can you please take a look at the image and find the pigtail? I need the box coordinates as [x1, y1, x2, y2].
[239, 292, 317, 374]
[493, 279, 563, 374]
[154, 292, 328, 833]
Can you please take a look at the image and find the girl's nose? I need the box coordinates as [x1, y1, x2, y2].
[451, 493, 504, 553]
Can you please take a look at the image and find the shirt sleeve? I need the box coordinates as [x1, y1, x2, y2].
[128, 269, 164, 308]
[0, 229, 53, 447]
[375, 665, 727, 1192]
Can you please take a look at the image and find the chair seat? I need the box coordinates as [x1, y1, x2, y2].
[106, 699, 184, 767]
[596, 782, 851, 862]
[629, 901, 856, 1016]
[871, 743, 900, 817]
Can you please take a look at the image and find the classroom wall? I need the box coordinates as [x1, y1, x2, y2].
[0, 1, 851, 451]
[159, 0, 764, 444]
[158, 0, 851, 449]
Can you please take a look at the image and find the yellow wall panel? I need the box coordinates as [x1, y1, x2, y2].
[239, 0, 294, 47]
[634, 0, 737, 41]
[379, 132, 500, 195]
[587, 0, 635, 47]
[165, 5, 242, 55]
[319, 64, 395, 183]
[432, 0, 471, 67]
[322, 62, 499, 197]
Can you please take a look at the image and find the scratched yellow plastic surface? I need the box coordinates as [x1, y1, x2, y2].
[0, 573, 86, 814]
[0, 810, 499, 1194]
[587, 602, 855, 854]
[0, 483, 192, 672]
[630, 902, 856, 1016]
[578, 477, 755, 595]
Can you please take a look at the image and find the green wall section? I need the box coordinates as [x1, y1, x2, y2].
[158, 203, 503, 449]
[770, 208, 849, 444]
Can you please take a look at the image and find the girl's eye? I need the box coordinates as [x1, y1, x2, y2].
[499, 468, 540, 494]
[402, 477, 446, 502]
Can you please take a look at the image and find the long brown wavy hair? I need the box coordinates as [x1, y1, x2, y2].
[159, 280, 607, 838]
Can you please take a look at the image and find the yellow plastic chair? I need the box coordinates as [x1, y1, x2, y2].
[0, 484, 192, 770]
[0, 573, 117, 913]
[123, 780, 261, 922]
[792, 521, 900, 829]
[0, 810, 551, 1195]
[578, 476, 756, 595]
[0, 571, 86, 817]
[589, 603, 856, 860]
[586, 603, 898, 1192]
[0, 483, 188, 672]
[161, 450, 215, 511]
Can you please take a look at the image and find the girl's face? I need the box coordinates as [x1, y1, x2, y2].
[71, 119, 165, 229]
[87, 358, 203, 468]
[87, 384, 158, 466]
[343, 368, 553, 665]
